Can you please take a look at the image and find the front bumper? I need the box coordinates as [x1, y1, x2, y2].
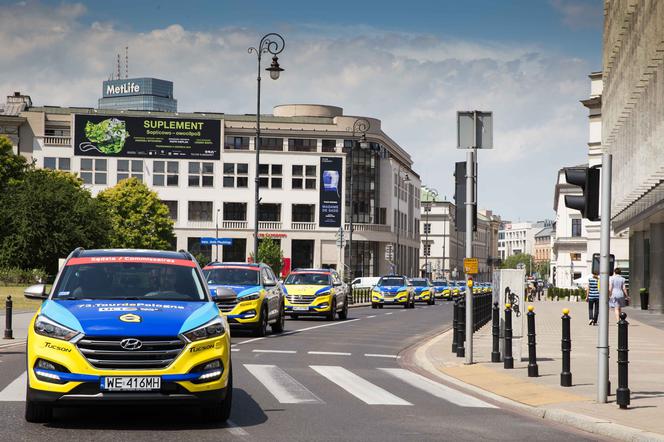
[372, 292, 409, 305]
[284, 295, 333, 315]
[414, 291, 432, 302]
[224, 297, 263, 327]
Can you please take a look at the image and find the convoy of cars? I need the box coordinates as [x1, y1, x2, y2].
[22, 247, 493, 424]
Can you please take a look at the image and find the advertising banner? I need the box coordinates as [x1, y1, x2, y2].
[73, 114, 220, 159]
[319, 157, 343, 228]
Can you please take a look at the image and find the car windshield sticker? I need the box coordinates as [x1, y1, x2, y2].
[76, 302, 186, 312]
[66, 256, 196, 267]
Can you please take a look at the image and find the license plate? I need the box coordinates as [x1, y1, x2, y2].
[293, 306, 309, 312]
[101, 376, 161, 391]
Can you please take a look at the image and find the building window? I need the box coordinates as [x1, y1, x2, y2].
[117, 159, 143, 182]
[45, 127, 70, 137]
[224, 135, 249, 150]
[258, 203, 281, 221]
[188, 162, 214, 187]
[223, 162, 249, 188]
[423, 223, 431, 235]
[153, 161, 179, 186]
[292, 164, 317, 189]
[322, 139, 337, 152]
[188, 201, 213, 221]
[256, 137, 283, 151]
[423, 244, 431, 256]
[258, 163, 282, 189]
[571, 218, 582, 237]
[292, 204, 315, 222]
[223, 202, 246, 221]
[43, 157, 70, 171]
[571, 253, 582, 261]
[80, 158, 107, 185]
[162, 200, 178, 220]
[288, 138, 317, 152]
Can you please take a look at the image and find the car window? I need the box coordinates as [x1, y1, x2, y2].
[379, 277, 405, 286]
[204, 267, 260, 286]
[285, 273, 331, 285]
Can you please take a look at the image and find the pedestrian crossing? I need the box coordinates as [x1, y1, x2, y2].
[0, 365, 496, 409]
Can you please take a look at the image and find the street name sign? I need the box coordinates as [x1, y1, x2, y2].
[201, 237, 233, 246]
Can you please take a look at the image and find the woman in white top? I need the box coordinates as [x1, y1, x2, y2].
[609, 268, 630, 321]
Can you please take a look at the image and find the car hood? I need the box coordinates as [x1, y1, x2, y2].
[376, 286, 407, 294]
[283, 285, 332, 296]
[413, 287, 430, 294]
[208, 284, 263, 299]
[39, 299, 220, 337]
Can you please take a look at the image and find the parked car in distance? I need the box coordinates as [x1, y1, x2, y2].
[351, 277, 380, 289]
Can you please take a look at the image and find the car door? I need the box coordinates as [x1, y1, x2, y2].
[332, 272, 345, 307]
[261, 267, 279, 320]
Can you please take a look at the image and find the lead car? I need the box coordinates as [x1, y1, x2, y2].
[23, 248, 233, 423]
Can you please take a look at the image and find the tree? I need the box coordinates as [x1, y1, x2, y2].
[0, 169, 110, 274]
[500, 253, 536, 274]
[251, 237, 284, 276]
[535, 260, 550, 280]
[97, 178, 175, 250]
[0, 135, 29, 190]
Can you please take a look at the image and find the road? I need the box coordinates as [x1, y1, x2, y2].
[0, 302, 605, 441]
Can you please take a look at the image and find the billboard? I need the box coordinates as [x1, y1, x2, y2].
[319, 157, 343, 228]
[73, 114, 220, 159]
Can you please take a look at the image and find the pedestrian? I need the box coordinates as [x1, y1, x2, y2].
[586, 272, 599, 325]
[609, 268, 630, 322]
[537, 281, 543, 301]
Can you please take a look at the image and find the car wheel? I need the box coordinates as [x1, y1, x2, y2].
[428, 297, 435, 305]
[25, 397, 52, 423]
[338, 296, 348, 320]
[410, 297, 416, 309]
[253, 305, 268, 337]
[403, 299, 409, 309]
[201, 365, 233, 423]
[378, 304, 384, 309]
[326, 299, 336, 321]
[371, 303, 378, 309]
[291, 314, 299, 320]
[271, 304, 285, 333]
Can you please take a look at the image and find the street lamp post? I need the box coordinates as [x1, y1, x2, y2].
[347, 118, 370, 282]
[248, 33, 285, 260]
[215, 208, 221, 262]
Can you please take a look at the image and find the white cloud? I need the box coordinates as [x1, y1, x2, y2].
[0, 1, 592, 221]
[550, 0, 603, 29]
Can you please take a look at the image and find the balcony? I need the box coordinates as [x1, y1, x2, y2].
[185, 220, 215, 229]
[344, 223, 391, 233]
[258, 221, 282, 230]
[291, 222, 316, 230]
[222, 220, 248, 229]
[40, 136, 71, 146]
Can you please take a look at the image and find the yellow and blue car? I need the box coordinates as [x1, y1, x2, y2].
[282, 269, 349, 320]
[411, 278, 436, 305]
[23, 248, 232, 423]
[432, 279, 451, 300]
[203, 262, 285, 336]
[371, 275, 415, 309]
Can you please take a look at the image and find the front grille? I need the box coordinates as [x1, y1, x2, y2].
[287, 294, 316, 304]
[216, 299, 238, 313]
[77, 336, 185, 369]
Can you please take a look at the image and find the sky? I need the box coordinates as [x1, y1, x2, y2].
[0, 0, 603, 222]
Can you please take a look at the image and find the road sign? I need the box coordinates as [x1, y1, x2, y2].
[463, 258, 479, 274]
[457, 111, 493, 149]
[385, 244, 394, 261]
[201, 237, 233, 246]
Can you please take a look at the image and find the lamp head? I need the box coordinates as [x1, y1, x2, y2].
[266, 55, 284, 80]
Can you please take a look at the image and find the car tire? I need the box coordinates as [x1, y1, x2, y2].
[409, 297, 416, 309]
[428, 297, 435, 305]
[371, 303, 378, 309]
[291, 314, 299, 320]
[25, 398, 52, 423]
[326, 299, 336, 321]
[338, 296, 348, 320]
[378, 304, 384, 309]
[403, 299, 409, 309]
[271, 304, 285, 333]
[201, 366, 233, 423]
[253, 304, 268, 337]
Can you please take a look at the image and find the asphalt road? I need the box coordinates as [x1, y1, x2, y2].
[0, 302, 605, 441]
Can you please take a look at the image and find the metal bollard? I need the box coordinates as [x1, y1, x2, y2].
[504, 303, 513, 369]
[527, 305, 538, 377]
[456, 299, 465, 358]
[561, 308, 572, 387]
[4, 296, 13, 340]
[491, 302, 500, 362]
[452, 298, 459, 353]
[617, 312, 630, 409]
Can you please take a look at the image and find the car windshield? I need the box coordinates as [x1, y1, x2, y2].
[433, 280, 448, 286]
[379, 277, 404, 286]
[53, 260, 206, 301]
[204, 267, 260, 286]
[285, 273, 331, 285]
[411, 280, 428, 287]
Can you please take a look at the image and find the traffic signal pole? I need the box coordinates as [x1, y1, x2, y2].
[597, 153, 612, 403]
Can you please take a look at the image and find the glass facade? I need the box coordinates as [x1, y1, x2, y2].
[98, 78, 177, 112]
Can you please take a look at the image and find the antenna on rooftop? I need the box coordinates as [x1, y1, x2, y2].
[116, 53, 121, 80]
[125, 46, 129, 79]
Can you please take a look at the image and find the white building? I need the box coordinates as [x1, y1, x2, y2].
[7, 95, 421, 279]
[497, 222, 537, 260]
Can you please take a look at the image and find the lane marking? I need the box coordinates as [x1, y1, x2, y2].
[231, 348, 240, 352]
[234, 318, 361, 346]
[379, 368, 497, 408]
[366, 315, 376, 318]
[385, 312, 393, 315]
[244, 364, 323, 404]
[252, 349, 296, 354]
[310, 365, 411, 406]
[364, 354, 400, 359]
[225, 420, 250, 437]
[0, 372, 26, 402]
[307, 351, 351, 356]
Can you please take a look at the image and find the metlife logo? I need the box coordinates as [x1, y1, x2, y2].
[105, 81, 140, 96]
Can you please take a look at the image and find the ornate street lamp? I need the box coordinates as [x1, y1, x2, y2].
[248, 33, 285, 260]
[346, 118, 370, 282]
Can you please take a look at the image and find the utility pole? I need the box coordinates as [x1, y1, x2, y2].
[597, 153, 612, 403]
[465, 146, 476, 364]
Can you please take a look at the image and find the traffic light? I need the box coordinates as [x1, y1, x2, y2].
[564, 167, 600, 221]
[454, 162, 477, 232]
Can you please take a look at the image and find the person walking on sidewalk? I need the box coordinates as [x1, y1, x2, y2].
[609, 267, 630, 321]
[586, 272, 599, 325]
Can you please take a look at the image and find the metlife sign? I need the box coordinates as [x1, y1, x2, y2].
[105, 81, 140, 96]
[101, 78, 173, 99]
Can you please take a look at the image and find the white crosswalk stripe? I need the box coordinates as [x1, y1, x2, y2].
[310, 365, 411, 406]
[244, 364, 324, 404]
[379, 368, 497, 408]
[0, 372, 26, 402]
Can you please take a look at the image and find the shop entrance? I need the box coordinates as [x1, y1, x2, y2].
[291, 240, 314, 269]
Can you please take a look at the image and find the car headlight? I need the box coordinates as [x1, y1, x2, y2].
[316, 291, 331, 297]
[182, 317, 226, 342]
[239, 292, 261, 302]
[34, 315, 80, 341]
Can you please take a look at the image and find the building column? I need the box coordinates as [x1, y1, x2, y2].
[649, 224, 664, 312]
[629, 230, 645, 308]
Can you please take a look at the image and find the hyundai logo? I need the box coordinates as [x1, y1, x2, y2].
[120, 338, 143, 350]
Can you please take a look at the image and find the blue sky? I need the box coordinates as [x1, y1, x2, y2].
[1, 0, 604, 222]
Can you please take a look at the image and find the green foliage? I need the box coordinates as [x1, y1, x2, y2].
[0, 168, 110, 274]
[0, 267, 49, 285]
[97, 178, 175, 250]
[500, 253, 535, 272]
[84, 118, 129, 154]
[535, 260, 550, 279]
[0, 135, 29, 190]
[192, 252, 210, 268]
[252, 238, 284, 276]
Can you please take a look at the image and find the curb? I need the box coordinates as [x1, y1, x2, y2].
[349, 302, 371, 308]
[407, 328, 664, 442]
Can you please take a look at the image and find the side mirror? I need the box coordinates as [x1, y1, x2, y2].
[24, 284, 48, 300]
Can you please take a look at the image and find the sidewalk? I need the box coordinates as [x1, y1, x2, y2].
[413, 300, 664, 441]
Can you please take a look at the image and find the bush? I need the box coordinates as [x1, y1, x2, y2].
[0, 267, 48, 285]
